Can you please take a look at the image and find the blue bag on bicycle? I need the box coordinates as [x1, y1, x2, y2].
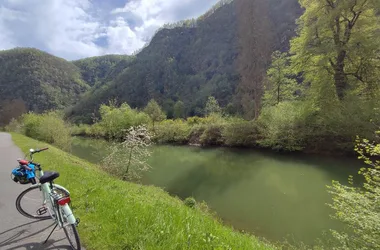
[11, 162, 35, 185]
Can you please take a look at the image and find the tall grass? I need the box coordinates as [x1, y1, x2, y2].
[12, 133, 275, 250]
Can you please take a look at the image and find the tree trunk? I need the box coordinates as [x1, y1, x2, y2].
[126, 147, 133, 175]
[334, 50, 348, 100]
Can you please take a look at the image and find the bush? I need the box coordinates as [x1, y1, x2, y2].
[98, 103, 151, 140]
[5, 118, 22, 133]
[189, 125, 206, 145]
[154, 119, 191, 144]
[184, 197, 197, 208]
[200, 124, 225, 146]
[327, 135, 380, 249]
[71, 124, 91, 136]
[223, 120, 259, 147]
[257, 101, 309, 151]
[14, 112, 72, 150]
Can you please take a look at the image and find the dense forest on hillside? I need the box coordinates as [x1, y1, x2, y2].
[66, 0, 302, 123]
[73, 55, 133, 87]
[0, 48, 89, 126]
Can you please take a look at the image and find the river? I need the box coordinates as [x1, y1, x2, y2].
[70, 137, 363, 245]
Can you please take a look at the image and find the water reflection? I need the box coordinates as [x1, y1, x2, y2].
[71, 137, 363, 245]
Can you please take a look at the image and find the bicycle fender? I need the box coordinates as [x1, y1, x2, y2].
[61, 204, 76, 224]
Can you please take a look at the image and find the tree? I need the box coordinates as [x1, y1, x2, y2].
[236, 0, 273, 119]
[291, 0, 380, 101]
[0, 99, 27, 126]
[204, 96, 221, 116]
[173, 100, 185, 119]
[327, 135, 380, 249]
[263, 51, 297, 106]
[144, 99, 166, 129]
[102, 125, 153, 181]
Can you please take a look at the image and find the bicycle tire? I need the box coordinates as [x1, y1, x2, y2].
[16, 185, 63, 220]
[63, 223, 81, 250]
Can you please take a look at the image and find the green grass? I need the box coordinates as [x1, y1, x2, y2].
[11, 133, 275, 250]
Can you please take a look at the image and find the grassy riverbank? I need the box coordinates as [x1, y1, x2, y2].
[12, 133, 274, 250]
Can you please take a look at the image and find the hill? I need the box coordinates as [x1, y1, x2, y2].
[67, 0, 303, 123]
[73, 54, 133, 87]
[0, 48, 89, 125]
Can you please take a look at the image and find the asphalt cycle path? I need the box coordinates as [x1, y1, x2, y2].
[0, 132, 73, 250]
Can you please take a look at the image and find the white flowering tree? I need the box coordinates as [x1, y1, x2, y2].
[102, 125, 153, 181]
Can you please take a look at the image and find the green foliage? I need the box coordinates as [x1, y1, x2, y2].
[144, 99, 166, 128]
[222, 120, 259, 147]
[73, 55, 132, 87]
[98, 102, 151, 139]
[263, 51, 298, 106]
[0, 48, 89, 122]
[173, 100, 185, 119]
[290, 0, 380, 100]
[199, 123, 225, 146]
[327, 136, 380, 249]
[257, 102, 309, 151]
[71, 124, 92, 136]
[154, 119, 191, 144]
[204, 96, 222, 116]
[12, 133, 274, 250]
[184, 197, 197, 209]
[10, 112, 72, 150]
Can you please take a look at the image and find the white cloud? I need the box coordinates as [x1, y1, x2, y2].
[0, 0, 220, 59]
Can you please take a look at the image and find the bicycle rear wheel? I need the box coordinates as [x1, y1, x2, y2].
[16, 185, 61, 220]
[63, 224, 81, 250]
[61, 206, 81, 250]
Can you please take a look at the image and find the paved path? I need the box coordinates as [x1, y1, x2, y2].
[0, 133, 73, 250]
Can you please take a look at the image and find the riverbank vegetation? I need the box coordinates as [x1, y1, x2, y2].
[327, 136, 380, 249]
[11, 133, 275, 250]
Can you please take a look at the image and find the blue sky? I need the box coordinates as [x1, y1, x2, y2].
[0, 0, 219, 60]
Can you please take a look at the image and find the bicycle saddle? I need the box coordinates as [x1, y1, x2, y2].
[40, 171, 60, 184]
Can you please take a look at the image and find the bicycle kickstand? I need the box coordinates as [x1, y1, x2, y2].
[43, 223, 58, 244]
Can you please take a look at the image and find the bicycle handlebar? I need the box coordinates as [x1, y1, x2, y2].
[31, 147, 49, 154]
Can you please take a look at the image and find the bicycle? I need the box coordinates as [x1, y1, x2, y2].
[11, 147, 81, 250]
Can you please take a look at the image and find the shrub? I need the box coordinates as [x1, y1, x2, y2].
[15, 112, 72, 150]
[5, 118, 22, 133]
[189, 125, 206, 145]
[327, 135, 380, 249]
[200, 124, 225, 146]
[223, 120, 259, 147]
[154, 119, 191, 144]
[184, 197, 197, 208]
[98, 103, 151, 140]
[257, 102, 308, 151]
[71, 124, 91, 136]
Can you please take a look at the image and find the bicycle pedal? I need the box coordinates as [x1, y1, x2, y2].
[37, 207, 48, 215]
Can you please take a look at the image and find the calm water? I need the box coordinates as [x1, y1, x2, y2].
[71, 137, 362, 245]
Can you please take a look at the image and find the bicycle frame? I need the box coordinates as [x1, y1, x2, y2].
[28, 151, 76, 227]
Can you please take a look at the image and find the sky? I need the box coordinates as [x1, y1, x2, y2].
[0, 0, 219, 60]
